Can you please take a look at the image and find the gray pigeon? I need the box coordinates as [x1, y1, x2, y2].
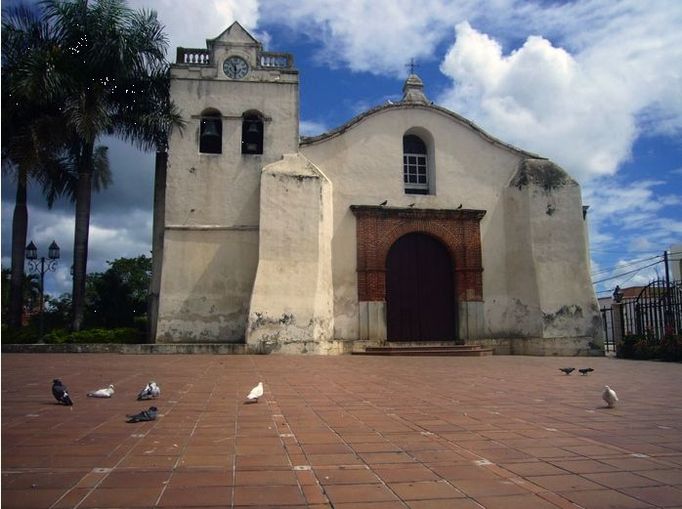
[579, 368, 594, 376]
[52, 379, 73, 406]
[126, 406, 158, 423]
[559, 367, 575, 375]
[137, 381, 160, 400]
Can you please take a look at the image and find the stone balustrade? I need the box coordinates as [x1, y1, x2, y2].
[176, 48, 210, 65]
[259, 52, 292, 68]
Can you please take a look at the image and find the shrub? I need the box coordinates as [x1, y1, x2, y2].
[41, 327, 143, 344]
[618, 333, 681, 362]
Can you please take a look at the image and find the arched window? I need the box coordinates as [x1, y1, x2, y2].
[199, 109, 222, 154]
[403, 134, 428, 194]
[242, 112, 263, 154]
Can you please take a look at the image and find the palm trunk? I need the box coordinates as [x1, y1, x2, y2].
[8, 168, 28, 329]
[147, 149, 167, 343]
[71, 141, 94, 331]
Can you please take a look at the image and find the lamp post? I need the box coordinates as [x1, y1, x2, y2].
[25, 240, 60, 339]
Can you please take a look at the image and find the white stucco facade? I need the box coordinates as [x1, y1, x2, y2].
[154, 23, 604, 355]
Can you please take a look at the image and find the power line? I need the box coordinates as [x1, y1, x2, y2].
[590, 253, 663, 276]
[592, 260, 662, 285]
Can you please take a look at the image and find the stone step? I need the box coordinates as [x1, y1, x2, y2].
[353, 344, 494, 356]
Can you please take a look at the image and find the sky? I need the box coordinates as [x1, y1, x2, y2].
[2, 0, 681, 301]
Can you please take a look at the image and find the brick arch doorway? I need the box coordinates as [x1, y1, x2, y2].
[386, 232, 456, 340]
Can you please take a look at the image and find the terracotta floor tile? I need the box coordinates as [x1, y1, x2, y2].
[621, 486, 682, 507]
[550, 459, 620, 474]
[235, 454, 291, 468]
[99, 469, 171, 488]
[178, 453, 233, 468]
[168, 469, 233, 487]
[315, 467, 380, 484]
[407, 498, 483, 509]
[584, 471, 663, 489]
[1, 488, 67, 509]
[359, 451, 416, 464]
[560, 488, 655, 509]
[1, 471, 86, 490]
[388, 480, 464, 500]
[527, 473, 605, 491]
[500, 461, 568, 477]
[639, 469, 682, 485]
[333, 502, 407, 509]
[4, 355, 682, 509]
[324, 483, 400, 504]
[373, 465, 440, 483]
[77, 486, 163, 508]
[157, 486, 232, 507]
[475, 493, 563, 509]
[235, 469, 298, 485]
[431, 464, 501, 480]
[307, 453, 364, 466]
[451, 478, 530, 497]
[233, 485, 306, 506]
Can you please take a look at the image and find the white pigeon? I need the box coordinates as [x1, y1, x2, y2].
[137, 381, 161, 400]
[245, 382, 263, 403]
[603, 386, 619, 408]
[87, 384, 115, 398]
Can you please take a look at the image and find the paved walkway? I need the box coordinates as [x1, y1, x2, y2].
[2, 354, 682, 508]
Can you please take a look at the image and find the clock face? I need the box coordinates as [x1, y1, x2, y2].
[223, 56, 249, 79]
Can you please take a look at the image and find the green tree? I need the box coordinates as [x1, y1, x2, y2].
[85, 255, 151, 328]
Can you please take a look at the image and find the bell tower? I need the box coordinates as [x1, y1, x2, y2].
[155, 22, 299, 343]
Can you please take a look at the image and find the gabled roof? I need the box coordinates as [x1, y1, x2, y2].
[300, 74, 543, 159]
[300, 101, 542, 159]
[207, 21, 260, 48]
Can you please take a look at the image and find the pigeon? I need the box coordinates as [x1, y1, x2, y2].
[137, 381, 160, 400]
[579, 368, 594, 376]
[456, 203, 463, 209]
[87, 384, 115, 398]
[379, 200, 388, 206]
[408, 203, 416, 208]
[559, 367, 575, 375]
[245, 382, 264, 403]
[602, 386, 618, 408]
[52, 379, 73, 406]
[126, 406, 158, 423]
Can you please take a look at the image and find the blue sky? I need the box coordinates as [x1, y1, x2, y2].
[2, 0, 681, 299]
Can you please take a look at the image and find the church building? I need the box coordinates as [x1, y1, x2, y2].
[153, 22, 604, 356]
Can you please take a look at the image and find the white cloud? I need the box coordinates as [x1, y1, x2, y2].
[261, 0, 473, 75]
[437, 2, 682, 181]
[300, 120, 329, 136]
[584, 177, 682, 292]
[129, 0, 260, 54]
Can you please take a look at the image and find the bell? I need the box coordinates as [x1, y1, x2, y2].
[201, 120, 220, 138]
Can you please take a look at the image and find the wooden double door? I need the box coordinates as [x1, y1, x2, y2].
[386, 232, 456, 341]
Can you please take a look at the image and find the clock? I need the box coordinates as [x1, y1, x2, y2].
[223, 56, 249, 79]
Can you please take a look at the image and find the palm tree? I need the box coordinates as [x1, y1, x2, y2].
[2, 5, 112, 331]
[38, 0, 172, 331]
[2, 6, 66, 330]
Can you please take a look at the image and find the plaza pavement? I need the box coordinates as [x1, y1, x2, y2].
[2, 353, 682, 508]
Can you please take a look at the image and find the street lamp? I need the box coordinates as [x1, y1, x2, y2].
[25, 240, 60, 339]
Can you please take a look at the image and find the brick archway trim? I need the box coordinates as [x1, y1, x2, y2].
[350, 205, 485, 302]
